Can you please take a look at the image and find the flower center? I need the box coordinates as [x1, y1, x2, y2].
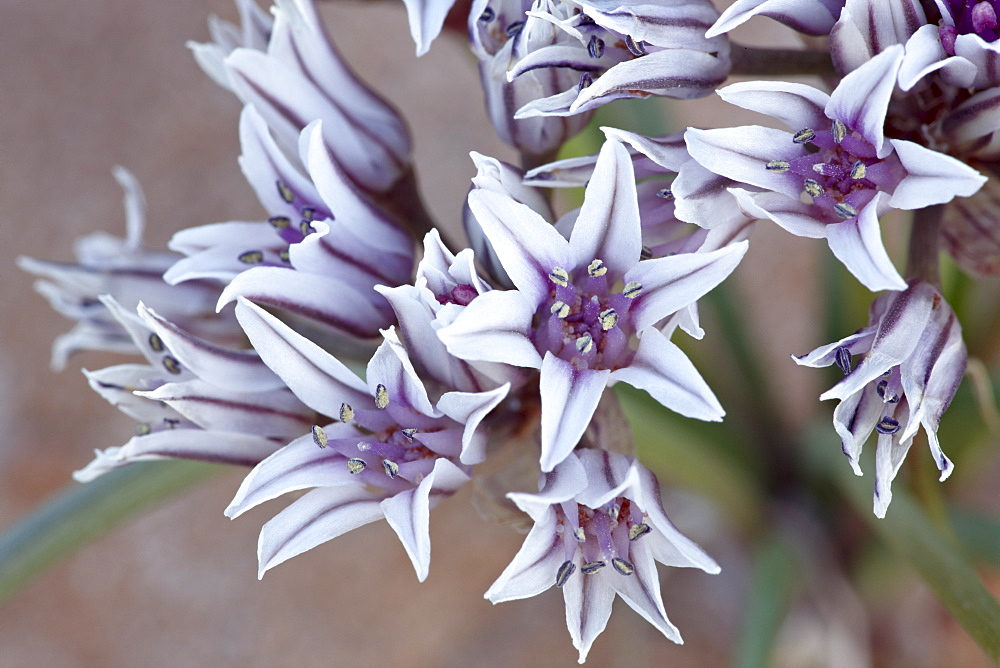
[535, 260, 640, 370]
[766, 120, 902, 221]
[939, 0, 1000, 54]
[553, 496, 653, 587]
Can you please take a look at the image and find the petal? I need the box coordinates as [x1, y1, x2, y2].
[436, 384, 511, 465]
[436, 290, 542, 368]
[367, 332, 438, 417]
[539, 354, 611, 472]
[684, 127, 805, 198]
[401, 0, 456, 55]
[831, 383, 883, 475]
[708, 0, 841, 38]
[569, 138, 642, 276]
[610, 327, 724, 421]
[898, 25, 974, 90]
[792, 326, 877, 368]
[729, 188, 828, 238]
[826, 45, 904, 158]
[716, 80, 830, 131]
[873, 428, 913, 518]
[484, 507, 564, 602]
[888, 139, 986, 208]
[562, 556, 616, 664]
[256, 485, 386, 578]
[825, 198, 907, 292]
[601, 128, 690, 173]
[608, 541, 682, 643]
[626, 241, 749, 330]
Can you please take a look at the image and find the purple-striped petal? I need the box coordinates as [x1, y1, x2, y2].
[539, 354, 611, 472]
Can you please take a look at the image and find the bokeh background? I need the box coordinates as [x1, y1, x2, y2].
[1, 1, 996, 664]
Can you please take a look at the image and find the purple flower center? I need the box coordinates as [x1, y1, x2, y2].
[940, 1, 1000, 54]
[534, 260, 640, 371]
[553, 496, 652, 586]
[767, 121, 903, 221]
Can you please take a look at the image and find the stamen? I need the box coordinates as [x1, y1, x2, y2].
[340, 403, 355, 422]
[835, 346, 852, 375]
[555, 560, 576, 587]
[599, 308, 618, 331]
[624, 34, 645, 56]
[401, 428, 417, 441]
[549, 267, 570, 287]
[550, 301, 570, 318]
[148, 333, 165, 353]
[383, 459, 400, 479]
[832, 119, 847, 144]
[299, 221, 313, 236]
[792, 128, 816, 144]
[276, 180, 294, 204]
[575, 333, 594, 354]
[268, 216, 291, 230]
[312, 425, 328, 448]
[611, 557, 635, 575]
[301, 207, 317, 222]
[163, 418, 180, 429]
[622, 281, 642, 299]
[587, 259, 607, 277]
[628, 523, 651, 541]
[375, 384, 390, 409]
[803, 179, 824, 198]
[656, 187, 674, 200]
[587, 35, 605, 59]
[238, 250, 264, 264]
[574, 527, 586, 542]
[505, 21, 524, 37]
[478, 6, 494, 22]
[834, 202, 858, 219]
[850, 161, 867, 179]
[875, 416, 900, 435]
[578, 73, 593, 91]
[640, 246, 653, 260]
[581, 560, 606, 574]
[135, 423, 151, 436]
[279, 249, 290, 263]
[162, 356, 182, 375]
[876, 379, 899, 403]
[347, 458, 367, 474]
[766, 160, 790, 172]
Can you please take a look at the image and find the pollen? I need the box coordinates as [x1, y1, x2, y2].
[162, 355, 182, 375]
[599, 308, 618, 331]
[401, 428, 417, 441]
[765, 160, 790, 172]
[550, 301, 570, 318]
[135, 423, 151, 436]
[383, 459, 400, 479]
[832, 119, 847, 143]
[238, 250, 264, 264]
[555, 560, 576, 587]
[340, 403, 355, 422]
[611, 557, 635, 576]
[574, 527, 586, 542]
[850, 161, 867, 179]
[549, 267, 570, 287]
[347, 458, 367, 474]
[628, 523, 651, 540]
[299, 221, 313, 236]
[576, 333, 594, 354]
[148, 333, 165, 353]
[656, 187, 674, 200]
[301, 207, 316, 221]
[803, 178, 824, 198]
[834, 202, 858, 219]
[587, 259, 607, 277]
[375, 384, 390, 409]
[268, 215, 291, 229]
[312, 425, 329, 448]
[875, 416, 901, 435]
[587, 35, 605, 59]
[622, 281, 642, 299]
[793, 128, 816, 144]
[581, 560, 606, 574]
[276, 180, 294, 204]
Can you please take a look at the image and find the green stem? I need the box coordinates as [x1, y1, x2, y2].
[0, 461, 219, 604]
[729, 44, 836, 78]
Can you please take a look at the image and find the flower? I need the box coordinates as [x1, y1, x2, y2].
[439, 138, 748, 471]
[485, 448, 720, 663]
[684, 45, 986, 292]
[707, 0, 845, 38]
[226, 298, 508, 578]
[794, 280, 966, 517]
[506, 0, 731, 119]
[187, 0, 273, 91]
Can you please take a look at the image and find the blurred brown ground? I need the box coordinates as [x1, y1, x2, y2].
[0, 1, 995, 665]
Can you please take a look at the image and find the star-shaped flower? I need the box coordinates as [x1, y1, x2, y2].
[439, 138, 747, 471]
[485, 448, 720, 663]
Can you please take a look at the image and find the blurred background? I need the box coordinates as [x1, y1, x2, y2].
[1, 1, 997, 664]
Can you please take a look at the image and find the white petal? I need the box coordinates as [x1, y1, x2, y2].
[562, 557, 615, 664]
[825, 199, 907, 292]
[717, 80, 829, 132]
[436, 290, 542, 368]
[826, 45, 904, 158]
[685, 127, 805, 198]
[484, 508, 564, 602]
[539, 354, 611, 472]
[888, 139, 986, 208]
[437, 384, 511, 465]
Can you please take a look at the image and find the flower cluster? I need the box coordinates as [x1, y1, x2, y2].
[19, 0, 997, 661]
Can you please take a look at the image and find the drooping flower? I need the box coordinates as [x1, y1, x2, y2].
[439, 138, 748, 471]
[794, 280, 966, 518]
[485, 448, 720, 663]
[17, 167, 239, 369]
[684, 45, 985, 292]
[225, 298, 509, 579]
[506, 0, 731, 119]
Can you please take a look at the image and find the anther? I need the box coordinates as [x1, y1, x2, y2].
[549, 267, 570, 287]
[832, 119, 847, 143]
[587, 259, 607, 277]
[834, 202, 858, 219]
[505, 21, 524, 37]
[340, 403, 355, 422]
[312, 425, 328, 448]
[581, 560, 606, 574]
[383, 459, 400, 479]
[555, 560, 576, 587]
[238, 250, 264, 264]
[765, 160, 790, 172]
[478, 6, 494, 22]
[792, 128, 816, 144]
[299, 221, 313, 236]
[279, 249, 290, 262]
[656, 187, 674, 200]
[375, 384, 390, 409]
[575, 333, 594, 354]
[876, 379, 898, 403]
[611, 557, 635, 575]
[268, 216, 291, 229]
[640, 246, 653, 260]
[135, 423, 151, 436]
[850, 161, 867, 179]
[599, 308, 618, 331]
[587, 35, 605, 59]
[578, 73, 593, 91]
[162, 356, 182, 375]
[276, 180, 294, 204]
[875, 416, 900, 435]
[163, 418, 180, 429]
[550, 301, 570, 318]
[401, 428, 417, 441]
[301, 207, 316, 221]
[622, 281, 642, 299]
[574, 527, 586, 542]
[835, 346, 852, 375]
[148, 333, 165, 353]
[347, 458, 367, 474]
[628, 523, 651, 541]
[803, 178, 824, 198]
[624, 34, 645, 56]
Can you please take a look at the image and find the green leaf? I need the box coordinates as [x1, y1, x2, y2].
[733, 537, 799, 668]
[0, 460, 219, 604]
